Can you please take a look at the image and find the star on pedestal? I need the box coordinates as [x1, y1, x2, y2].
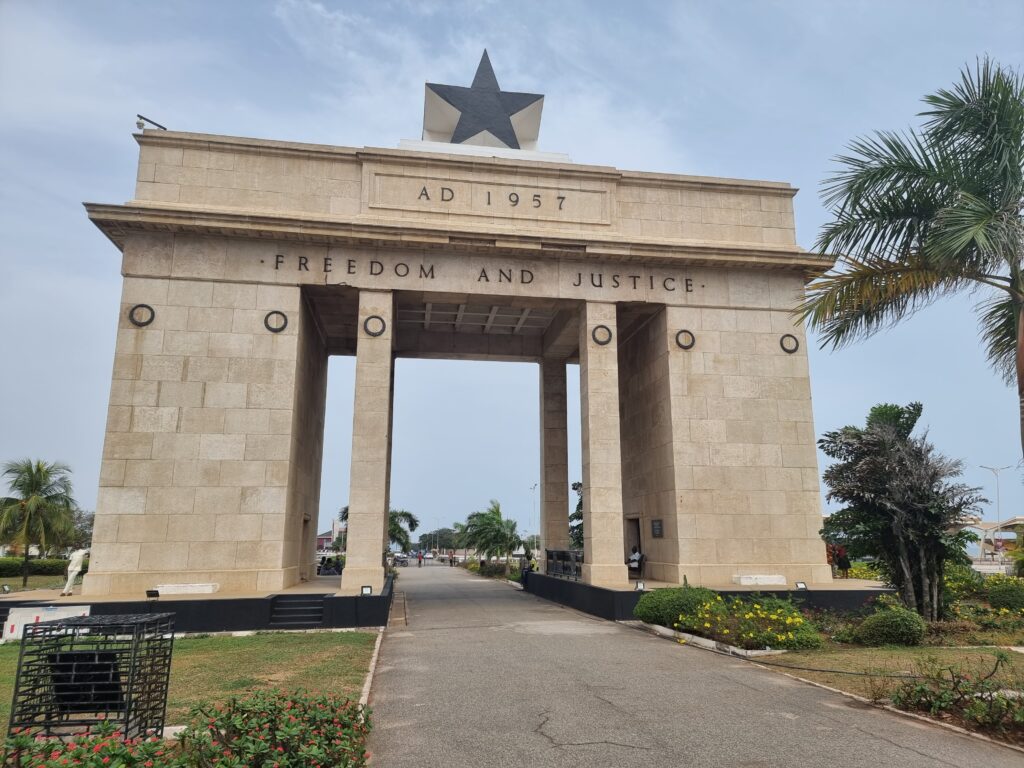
[423, 51, 544, 151]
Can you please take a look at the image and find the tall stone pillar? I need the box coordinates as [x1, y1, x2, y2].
[539, 360, 570, 571]
[339, 289, 394, 596]
[578, 302, 629, 589]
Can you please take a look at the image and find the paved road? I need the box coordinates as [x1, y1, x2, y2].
[368, 564, 1019, 767]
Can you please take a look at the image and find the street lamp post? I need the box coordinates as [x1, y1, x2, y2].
[980, 464, 1012, 562]
[530, 483, 538, 558]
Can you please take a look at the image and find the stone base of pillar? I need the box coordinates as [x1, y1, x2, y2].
[338, 566, 386, 596]
[81, 567, 296, 597]
[582, 563, 630, 590]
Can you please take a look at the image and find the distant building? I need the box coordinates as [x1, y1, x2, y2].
[316, 519, 347, 552]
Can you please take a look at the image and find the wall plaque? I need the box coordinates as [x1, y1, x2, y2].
[651, 519, 664, 538]
[368, 171, 610, 225]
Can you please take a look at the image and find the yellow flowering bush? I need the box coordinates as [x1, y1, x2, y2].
[847, 561, 882, 580]
[675, 595, 822, 650]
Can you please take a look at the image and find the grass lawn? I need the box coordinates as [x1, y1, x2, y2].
[762, 645, 1024, 701]
[0, 575, 75, 592]
[0, 630, 377, 727]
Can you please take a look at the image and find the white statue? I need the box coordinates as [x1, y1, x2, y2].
[61, 548, 89, 596]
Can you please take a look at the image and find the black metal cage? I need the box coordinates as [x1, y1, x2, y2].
[7, 613, 174, 739]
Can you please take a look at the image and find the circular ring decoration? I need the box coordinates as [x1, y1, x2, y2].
[675, 329, 696, 350]
[780, 333, 800, 354]
[128, 304, 155, 328]
[363, 315, 387, 338]
[264, 311, 288, 334]
[591, 324, 613, 346]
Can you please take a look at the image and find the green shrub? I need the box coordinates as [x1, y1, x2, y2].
[853, 606, 926, 646]
[943, 563, 985, 601]
[478, 563, 509, 578]
[891, 652, 1024, 737]
[633, 586, 716, 628]
[987, 578, 1024, 610]
[181, 689, 369, 767]
[675, 594, 823, 650]
[1009, 550, 1024, 577]
[0, 557, 83, 578]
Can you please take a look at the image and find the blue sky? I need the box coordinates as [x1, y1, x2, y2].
[1, 0, 1022, 540]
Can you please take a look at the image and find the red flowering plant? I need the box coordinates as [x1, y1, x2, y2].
[3, 721, 186, 767]
[3, 690, 371, 768]
[179, 689, 371, 768]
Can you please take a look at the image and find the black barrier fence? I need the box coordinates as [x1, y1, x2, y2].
[544, 549, 584, 581]
[0, 577, 394, 635]
[525, 572, 892, 622]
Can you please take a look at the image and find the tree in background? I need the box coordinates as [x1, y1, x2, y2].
[416, 527, 456, 552]
[338, 505, 420, 553]
[797, 60, 1024, 459]
[819, 403, 983, 620]
[460, 500, 522, 575]
[0, 460, 76, 587]
[58, 509, 93, 551]
[569, 481, 584, 550]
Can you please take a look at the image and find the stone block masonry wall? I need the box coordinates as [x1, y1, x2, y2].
[130, 132, 802, 249]
[663, 273, 832, 586]
[282, 297, 328, 587]
[617, 309, 679, 582]
[578, 302, 629, 589]
[84, 235, 311, 595]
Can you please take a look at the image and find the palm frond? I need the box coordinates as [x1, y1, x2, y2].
[977, 293, 1020, 385]
[922, 57, 1024, 186]
[796, 255, 970, 349]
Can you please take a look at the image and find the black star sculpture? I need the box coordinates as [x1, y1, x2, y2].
[422, 51, 544, 150]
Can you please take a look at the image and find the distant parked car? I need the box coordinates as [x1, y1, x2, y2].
[423, 552, 434, 559]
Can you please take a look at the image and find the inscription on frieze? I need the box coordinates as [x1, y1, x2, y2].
[268, 252, 704, 296]
[369, 172, 610, 225]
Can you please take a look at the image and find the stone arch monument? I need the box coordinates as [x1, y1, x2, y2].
[83, 54, 833, 596]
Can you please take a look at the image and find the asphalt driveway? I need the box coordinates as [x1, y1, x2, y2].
[368, 564, 1019, 767]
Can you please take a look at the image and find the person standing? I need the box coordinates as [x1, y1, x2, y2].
[61, 548, 88, 596]
[417, 551, 424, 568]
[835, 545, 851, 579]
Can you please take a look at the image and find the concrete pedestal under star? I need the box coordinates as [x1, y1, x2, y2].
[423, 51, 544, 151]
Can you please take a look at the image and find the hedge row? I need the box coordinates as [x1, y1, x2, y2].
[0, 557, 87, 577]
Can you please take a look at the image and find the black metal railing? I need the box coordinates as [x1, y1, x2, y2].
[545, 549, 584, 581]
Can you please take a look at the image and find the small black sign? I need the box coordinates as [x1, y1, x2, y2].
[651, 519, 664, 538]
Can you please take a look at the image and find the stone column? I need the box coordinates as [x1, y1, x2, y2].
[339, 290, 394, 596]
[539, 360, 570, 571]
[578, 302, 629, 589]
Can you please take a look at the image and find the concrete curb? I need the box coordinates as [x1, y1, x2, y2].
[360, 626, 385, 708]
[620, 619, 788, 658]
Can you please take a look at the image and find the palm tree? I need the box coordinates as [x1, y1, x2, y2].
[338, 505, 420, 553]
[387, 509, 419, 553]
[461, 500, 523, 575]
[796, 59, 1024, 458]
[0, 460, 76, 587]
